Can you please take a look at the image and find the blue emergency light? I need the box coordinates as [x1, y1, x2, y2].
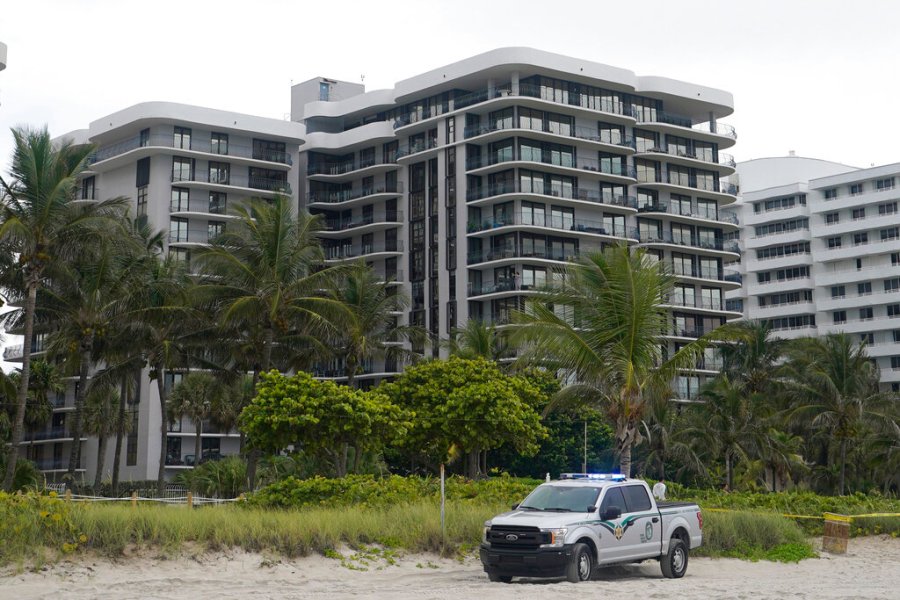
[559, 473, 627, 481]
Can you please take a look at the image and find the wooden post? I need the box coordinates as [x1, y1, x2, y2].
[65, 489, 72, 502]
[187, 491, 193, 508]
[440, 463, 446, 551]
[131, 491, 137, 508]
[823, 513, 850, 554]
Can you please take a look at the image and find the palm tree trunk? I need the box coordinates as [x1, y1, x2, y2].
[68, 338, 93, 477]
[194, 419, 203, 469]
[3, 282, 38, 491]
[839, 438, 847, 496]
[726, 453, 733, 491]
[93, 432, 108, 490]
[616, 423, 637, 477]
[111, 374, 129, 496]
[155, 367, 168, 496]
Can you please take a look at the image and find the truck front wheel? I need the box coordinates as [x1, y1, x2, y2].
[661, 538, 688, 578]
[565, 543, 594, 583]
[488, 573, 512, 583]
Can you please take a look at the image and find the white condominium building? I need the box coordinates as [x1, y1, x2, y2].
[294, 47, 741, 398]
[725, 156, 900, 390]
[6, 102, 303, 482]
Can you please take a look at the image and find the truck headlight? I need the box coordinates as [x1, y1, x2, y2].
[540, 527, 568, 548]
[483, 521, 492, 543]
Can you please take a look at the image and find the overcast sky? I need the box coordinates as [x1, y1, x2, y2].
[1, 0, 898, 368]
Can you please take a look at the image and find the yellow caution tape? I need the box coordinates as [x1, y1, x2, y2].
[696, 508, 900, 521]
[846, 512, 900, 519]
[824, 513, 853, 523]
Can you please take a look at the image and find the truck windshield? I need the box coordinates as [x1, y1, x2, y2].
[518, 485, 601, 512]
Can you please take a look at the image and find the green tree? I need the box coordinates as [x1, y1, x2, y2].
[513, 245, 718, 477]
[782, 334, 895, 495]
[692, 376, 757, 490]
[82, 384, 126, 490]
[443, 318, 508, 362]
[241, 370, 406, 476]
[168, 372, 226, 467]
[0, 126, 127, 490]
[639, 395, 705, 481]
[379, 357, 548, 478]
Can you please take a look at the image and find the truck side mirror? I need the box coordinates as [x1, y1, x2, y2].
[511, 503, 519, 510]
[586, 505, 597, 513]
[602, 506, 622, 520]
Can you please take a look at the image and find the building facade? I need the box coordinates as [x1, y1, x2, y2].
[5, 102, 304, 482]
[725, 156, 900, 390]
[294, 48, 741, 397]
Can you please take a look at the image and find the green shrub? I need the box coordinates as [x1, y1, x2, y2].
[0, 491, 86, 565]
[175, 457, 247, 498]
[697, 510, 814, 559]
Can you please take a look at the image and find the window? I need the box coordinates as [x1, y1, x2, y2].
[211, 132, 228, 155]
[827, 236, 842, 249]
[81, 176, 96, 201]
[831, 285, 845, 298]
[208, 220, 225, 240]
[892, 356, 900, 370]
[850, 183, 864, 196]
[209, 161, 230, 185]
[209, 192, 226, 214]
[136, 185, 148, 217]
[755, 242, 810, 260]
[136, 157, 150, 187]
[169, 247, 190, 264]
[174, 126, 191, 150]
[852, 208, 866, 220]
[876, 177, 895, 191]
[319, 81, 330, 101]
[139, 128, 150, 147]
[858, 282, 872, 296]
[824, 188, 838, 200]
[881, 227, 899, 241]
[170, 187, 189, 212]
[833, 310, 847, 324]
[893, 330, 900, 343]
[172, 157, 193, 182]
[889, 304, 900, 318]
[860, 307, 874, 321]
[622, 485, 652, 512]
[599, 487, 626, 513]
[170, 217, 188, 243]
[893, 253, 900, 266]
[825, 212, 840, 224]
[860, 333, 874, 345]
[879, 202, 897, 215]
[853, 232, 869, 245]
[886, 278, 900, 293]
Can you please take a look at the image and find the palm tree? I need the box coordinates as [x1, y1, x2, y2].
[720, 320, 784, 395]
[167, 372, 226, 467]
[514, 244, 720, 477]
[322, 263, 421, 388]
[639, 395, 705, 481]
[782, 334, 895, 495]
[444, 318, 508, 362]
[82, 384, 123, 490]
[192, 196, 346, 489]
[0, 126, 127, 491]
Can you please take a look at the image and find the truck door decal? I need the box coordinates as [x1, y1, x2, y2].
[597, 514, 647, 540]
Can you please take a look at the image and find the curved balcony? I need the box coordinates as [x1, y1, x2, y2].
[671, 264, 742, 288]
[662, 295, 741, 316]
[306, 182, 404, 208]
[636, 172, 738, 204]
[467, 211, 634, 242]
[171, 172, 292, 197]
[307, 154, 398, 181]
[636, 202, 739, 229]
[324, 240, 405, 262]
[319, 210, 404, 236]
[464, 121, 636, 154]
[635, 111, 737, 148]
[634, 146, 736, 175]
[465, 152, 636, 185]
[89, 133, 292, 169]
[467, 244, 602, 267]
[395, 138, 440, 161]
[634, 230, 740, 257]
[466, 181, 637, 213]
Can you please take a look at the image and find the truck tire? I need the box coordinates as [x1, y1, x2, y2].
[565, 542, 594, 583]
[488, 573, 512, 583]
[661, 537, 688, 578]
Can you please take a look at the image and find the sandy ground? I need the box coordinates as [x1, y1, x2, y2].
[3, 536, 898, 600]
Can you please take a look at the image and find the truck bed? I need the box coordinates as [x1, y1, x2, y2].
[657, 501, 698, 510]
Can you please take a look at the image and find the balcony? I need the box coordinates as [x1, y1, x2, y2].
[467, 244, 602, 266]
[324, 240, 405, 261]
[171, 171, 292, 195]
[637, 171, 739, 197]
[671, 263, 742, 284]
[30, 459, 84, 472]
[635, 230, 740, 254]
[663, 295, 727, 311]
[321, 210, 404, 233]
[463, 121, 636, 152]
[395, 137, 439, 159]
[307, 182, 403, 206]
[465, 152, 637, 181]
[90, 133, 292, 166]
[636, 202, 739, 225]
[465, 181, 637, 210]
[467, 211, 631, 239]
[307, 154, 397, 177]
[22, 428, 73, 442]
[635, 146, 736, 171]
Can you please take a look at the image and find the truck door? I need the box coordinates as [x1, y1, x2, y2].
[596, 486, 628, 564]
[619, 484, 658, 561]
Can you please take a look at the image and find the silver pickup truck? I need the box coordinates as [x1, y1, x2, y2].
[480, 473, 703, 583]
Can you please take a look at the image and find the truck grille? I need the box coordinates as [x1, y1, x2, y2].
[487, 525, 548, 549]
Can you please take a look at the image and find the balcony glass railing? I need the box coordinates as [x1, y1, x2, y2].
[324, 240, 405, 260]
[465, 152, 637, 178]
[463, 120, 636, 150]
[395, 138, 439, 159]
[468, 211, 629, 237]
[637, 146, 736, 168]
[465, 181, 637, 208]
[670, 264, 742, 283]
[307, 154, 397, 176]
[663, 295, 725, 311]
[307, 182, 403, 204]
[636, 230, 740, 253]
[90, 133, 292, 165]
[636, 202, 738, 224]
[467, 244, 602, 265]
[323, 210, 404, 232]
[170, 171, 291, 194]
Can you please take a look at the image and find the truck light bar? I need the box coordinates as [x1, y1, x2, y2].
[559, 473, 627, 481]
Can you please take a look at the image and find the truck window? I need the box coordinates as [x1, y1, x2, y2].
[622, 485, 652, 512]
[519, 485, 601, 511]
[599, 486, 625, 513]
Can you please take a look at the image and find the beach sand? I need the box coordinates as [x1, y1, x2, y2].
[3, 536, 898, 600]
